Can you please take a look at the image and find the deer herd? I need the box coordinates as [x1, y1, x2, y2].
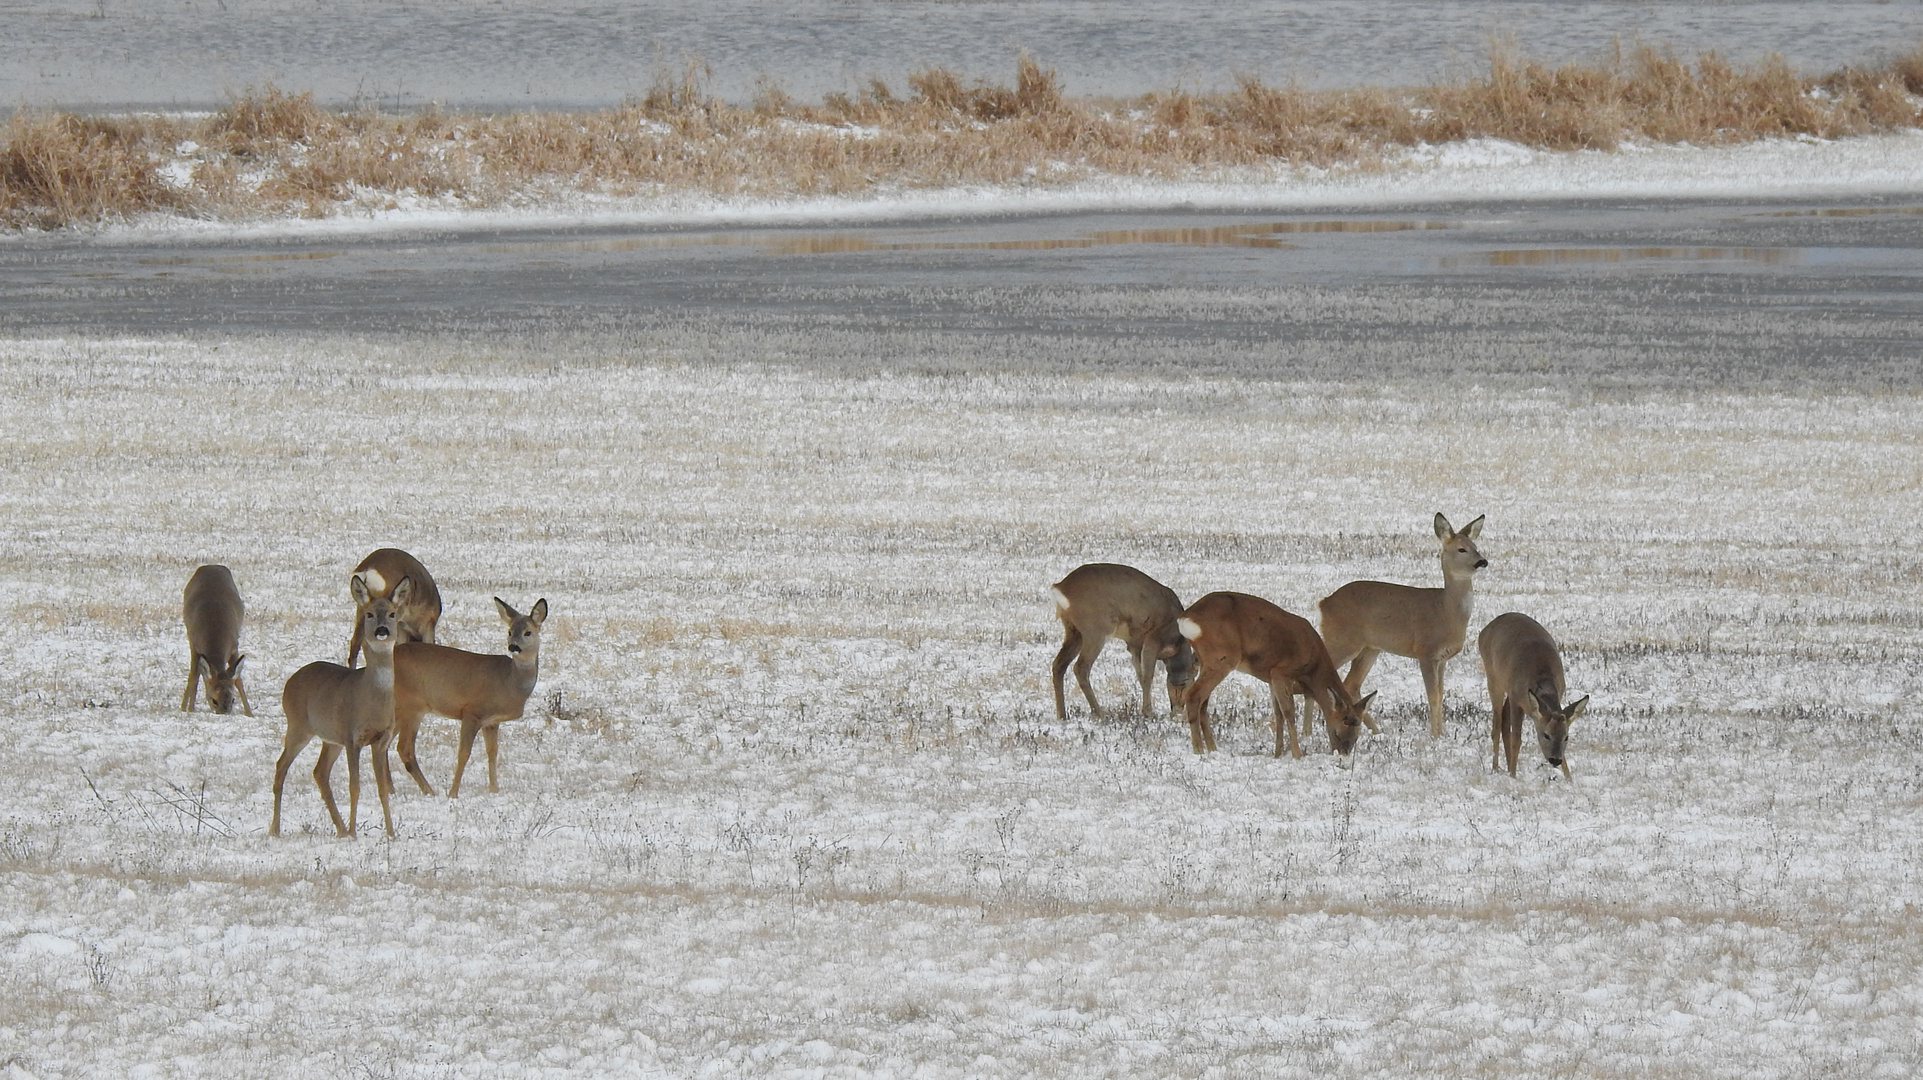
[182, 513, 1585, 839]
[1052, 513, 1588, 776]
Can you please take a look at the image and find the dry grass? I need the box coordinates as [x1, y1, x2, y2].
[6, 42, 1923, 229]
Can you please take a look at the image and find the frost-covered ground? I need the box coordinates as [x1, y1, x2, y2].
[1, 328, 1919, 1078]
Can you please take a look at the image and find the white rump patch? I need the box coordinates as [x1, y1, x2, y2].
[1051, 586, 1070, 611]
[359, 566, 388, 593]
[1177, 617, 1201, 641]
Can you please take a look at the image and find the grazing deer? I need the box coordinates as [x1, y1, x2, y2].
[346, 548, 442, 667]
[180, 564, 252, 715]
[1175, 591, 1377, 760]
[1051, 563, 1198, 720]
[392, 597, 548, 798]
[1479, 612, 1589, 779]
[271, 573, 409, 838]
[1319, 513, 1487, 738]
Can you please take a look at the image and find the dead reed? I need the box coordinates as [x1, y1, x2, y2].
[5, 42, 1923, 229]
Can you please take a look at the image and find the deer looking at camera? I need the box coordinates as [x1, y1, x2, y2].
[272, 573, 410, 838]
[346, 548, 442, 667]
[1479, 611, 1589, 780]
[180, 564, 253, 715]
[391, 597, 548, 798]
[1319, 513, 1487, 738]
[1176, 591, 1377, 760]
[1050, 563, 1198, 720]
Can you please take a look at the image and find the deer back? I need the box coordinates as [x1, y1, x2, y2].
[394, 642, 534, 724]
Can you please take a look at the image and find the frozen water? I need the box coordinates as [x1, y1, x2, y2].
[7, 0, 1923, 110]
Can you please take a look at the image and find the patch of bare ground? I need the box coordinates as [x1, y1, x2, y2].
[5, 42, 1923, 229]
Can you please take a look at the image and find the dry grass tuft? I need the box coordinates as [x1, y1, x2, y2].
[6, 41, 1923, 229]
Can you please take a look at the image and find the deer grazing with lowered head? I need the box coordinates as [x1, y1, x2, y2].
[1176, 591, 1377, 761]
[392, 597, 548, 797]
[1051, 563, 1198, 720]
[181, 564, 253, 715]
[1479, 611, 1589, 779]
[346, 547, 442, 667]
[272, 573, 410, 838]
[1319, 513, 1487, 738]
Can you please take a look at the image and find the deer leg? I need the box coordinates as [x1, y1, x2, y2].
[345, 621, 363, 669]
[1072, 636, 1106, 718]
[1268, 679, 1302, 758]
[371, 731, 396, 837]
[396, 713, 437, 796]
[1128, 639, 1154, 715]
[235, 676, 254, 717]
[344, 742, 363, 837]
[181, 654, 202, 712]
[1183, 667, 1226, 754]
[1488, 688, 1503, 771]
[1050, 628, 1081, 721]
[1341, 648, 1380, 700]
[449, 719, 480, 799]
[270, 733, 311, 837]
[312, 742, 347, 837]
[482, 723, 501, 793]
[1502, 701, 1523, 777]
[1419, 657, 1446, 739]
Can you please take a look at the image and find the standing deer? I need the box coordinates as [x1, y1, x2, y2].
[1479, 612, 1589, 779]
[1175, 591, 1377, 760]
[392, 597, 548, 798]
[1050, 563, 1197, 720]
[1319, 513, 1487, 738]
[180, 564, 252, 715]
[346, 547, 442, 667]
[271, 573, 410, 838]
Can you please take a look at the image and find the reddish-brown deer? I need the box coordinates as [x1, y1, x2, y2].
[1479, 611, 1589, 779]
[1176, 591, 1377, 760]
[1319, 513, 1487, 738]
[272, 573, 410, 838]
[1050, 563, 1197, 720]
[180, 564, 252, 715]
[346, 547, 442, 667]
[391, 597, 547, 798]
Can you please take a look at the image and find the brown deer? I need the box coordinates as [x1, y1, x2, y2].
[391, 597, 547, 797]
[346, 548, 442, 667]
[1319, 513, 1487, 738]
[1479, 612, 1589, 779]
[1176, 591, 1377, 760]
[1050, 563, 1197, 720]
[180, 564, 252, 715]
[271, 573, 410, 838]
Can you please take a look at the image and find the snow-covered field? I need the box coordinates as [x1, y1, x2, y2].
[1, 329, 1919, 1078]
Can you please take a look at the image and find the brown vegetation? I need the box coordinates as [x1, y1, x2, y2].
[5, 43, 1923, 229]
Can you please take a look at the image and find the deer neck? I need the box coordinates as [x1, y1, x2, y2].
[1439, 560, 1476, 629]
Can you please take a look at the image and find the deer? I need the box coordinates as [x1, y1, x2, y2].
[1479, 611, 1589, 780]
[346, 547, 442, 668]
[271, 573, 410, 838]
[1319, 513, 1487, 739]
[391, 597, 548, 798]
[1050, 563, 1198, 720]
[180, 564, 253, 715]
[1175, 591, 1377, 761]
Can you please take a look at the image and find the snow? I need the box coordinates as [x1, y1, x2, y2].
[22, 130, 1923, 244]
[0, 328, 1918, 1076]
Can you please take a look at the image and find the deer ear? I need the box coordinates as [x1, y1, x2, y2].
[231, 653, 246, 673]
[1434, 513, 1453, 539]
[349, 573, 371, 606]
[1356, 690, 1378, 712]
[1565, 695, 1589, 723]
[197, 654, 216, 679]
[494, 596, 517, 623]
[531, 599, 548, 624]
[392, 576, 416, 606]
[1463, 514, 1485, 540]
